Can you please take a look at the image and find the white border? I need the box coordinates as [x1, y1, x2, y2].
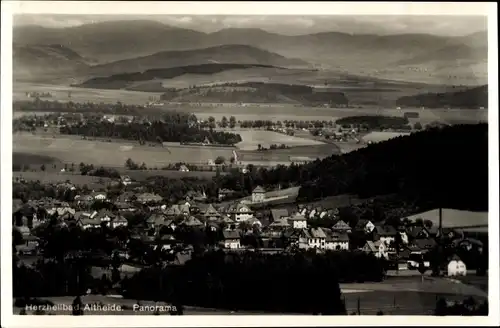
[1, 1, 498, 327]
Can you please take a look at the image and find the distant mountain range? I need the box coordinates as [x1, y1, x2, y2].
[13, 20, 488, 84]
[86, 45, 309, 77]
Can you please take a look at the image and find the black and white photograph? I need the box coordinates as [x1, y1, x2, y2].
[1, 1, 498, 326]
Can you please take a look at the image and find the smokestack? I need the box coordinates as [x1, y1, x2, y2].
[438, 207, 443, 237]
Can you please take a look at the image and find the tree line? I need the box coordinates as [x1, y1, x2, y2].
[122, 250, 384, 314]
[160, 81, 349, 106]
[59, 118, 242, 145]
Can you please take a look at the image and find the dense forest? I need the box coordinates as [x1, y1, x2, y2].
[216, 124, 488, 211]
[396, 85, 488, 109]
[335, 115, 410, 130]
[59, 113, 242, 145]
[77, 64, 282, 89]
[160, 82, 349, 106]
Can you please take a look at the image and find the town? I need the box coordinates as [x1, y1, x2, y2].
[8, 9, 491, 319]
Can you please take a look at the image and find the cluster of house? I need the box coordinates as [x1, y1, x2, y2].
[13, 186, 483, 276]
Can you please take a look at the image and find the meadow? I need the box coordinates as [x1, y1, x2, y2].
[191, 105, 488, 125]
[238, 144, 341, 162]
[13, 134, 233, 168]
[234, 129, 326, 151]
[405, 209, 488, 230]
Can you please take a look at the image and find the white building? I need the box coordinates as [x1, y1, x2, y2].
[447, 256, 467, 277]
[362, 241, 388, 259]
[288, 213, 307, 229]
[298, 228, 327, 250]
[251, 186, 266, 203]
[223, 230, 241, 249]
[231, 203, 254, 222]
[111, 215, 128, 229]
[325, 231, 349, 250]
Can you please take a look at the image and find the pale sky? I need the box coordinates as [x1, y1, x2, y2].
[13, 14, 488, 37]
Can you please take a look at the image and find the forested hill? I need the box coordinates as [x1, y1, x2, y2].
[296, 124, 488, 211]
[396, 85, 488, 109]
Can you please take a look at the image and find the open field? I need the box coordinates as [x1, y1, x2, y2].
[13, 82, 162, 105]
[234, 129, 327, 151]
[238, 144, 340, 162]
[191, 106, 488, 125]
[13, 83, 488, 124]
[13, 151, 219, 181]
[13, 133, 233, 168]
[405, 208, 488, 230]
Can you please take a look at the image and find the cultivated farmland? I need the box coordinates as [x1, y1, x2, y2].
[238, 144, 341, 162]
[13, 133, 233, 168]
[13, 82, 162, 105]
[234, 129, 326, 151]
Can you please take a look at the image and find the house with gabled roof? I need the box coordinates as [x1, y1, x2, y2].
[227, 203, 254, 222]
[332, 220, 352, 233]
[220, 216, 237, 230]
[203, 204, 221, 221]
[111, 214, 128, 229]
[181, 216, 204, 228]
[406, 225, 438, 240]
[362, 240, 388, 259]
[252, 186, 266, 203]
[118, 191, 136, 203]
[323, 228, 349, 250]
[136, 193, 163, 204]
[152, 234, 177, 251]
[223, 230, 242, 249]
[94, 209, 115, 225]
[293, 227, 327, 250]
[288, 213, 307, 229]
[90, 191, 107, 201]
[78, 217, 103, 230]
[270, 208, 289, 222]
[373, 225, 398, 246]
[246, 217, 263, 229]
[452, 237, 483, 253]
[115, 202, 137, 213]
[16, 234, 40, 255]
[74, 194, 94, 205]
[146, 213, 167, 229]
[355, 219, 375, 234]
[309, 227, 327, 249]
[269, 218, 290, 230]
